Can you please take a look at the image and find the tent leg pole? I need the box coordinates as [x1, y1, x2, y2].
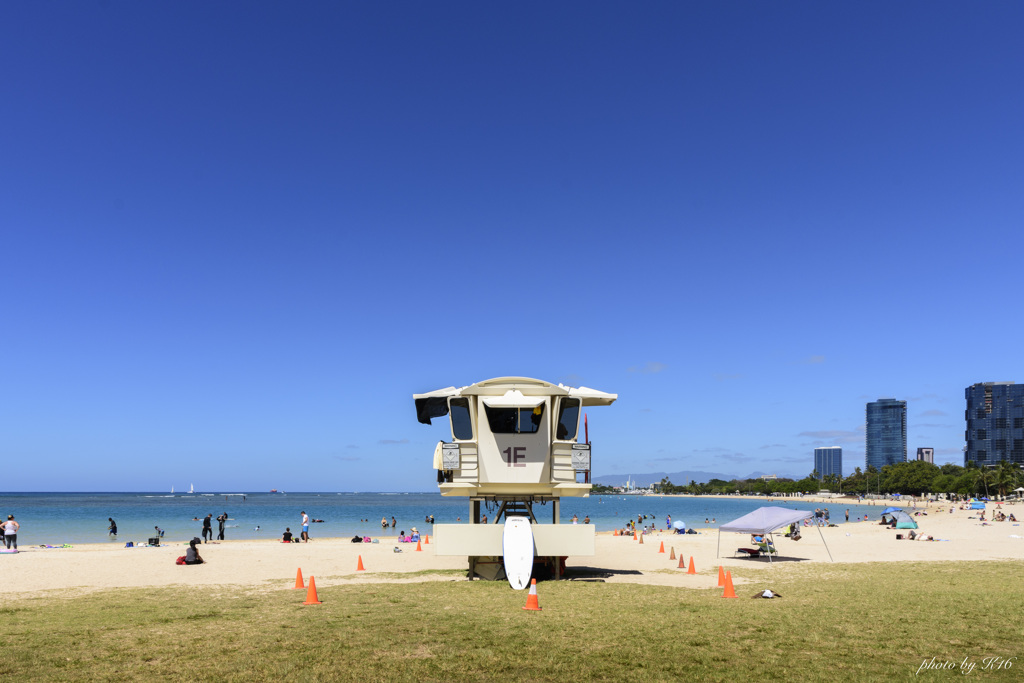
[816, 524, 834, 562]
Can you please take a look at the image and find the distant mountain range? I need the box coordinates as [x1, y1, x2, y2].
[592, 470, 792, 488]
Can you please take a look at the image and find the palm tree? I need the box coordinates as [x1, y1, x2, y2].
[993, 461, 1019, 497]
[975, 467, 992, 498]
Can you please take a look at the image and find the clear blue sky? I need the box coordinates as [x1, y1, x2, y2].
[2, 2, 1022, 492]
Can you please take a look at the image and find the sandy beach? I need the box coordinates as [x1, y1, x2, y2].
[3, 501, 1021, 597]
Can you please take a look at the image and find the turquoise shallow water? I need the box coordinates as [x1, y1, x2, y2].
[0, 491, 887, 546]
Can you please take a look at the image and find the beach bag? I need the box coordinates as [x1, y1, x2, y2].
[176, 556, 187, 565]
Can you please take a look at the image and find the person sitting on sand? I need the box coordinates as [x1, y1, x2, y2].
[1009, 514, 1018, 522]
[185, 539, 204, 565]
[282, 528, 293, 542]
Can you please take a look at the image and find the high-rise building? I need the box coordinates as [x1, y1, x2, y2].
[866, 398, 907, 470]
[964, 382, 1024, 466]
[916, 447, 934, 464]
[814, 447, 842, 480]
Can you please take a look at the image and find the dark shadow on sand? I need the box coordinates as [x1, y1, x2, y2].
[561, 566, 644, 581]
[726, 555, 809, 563]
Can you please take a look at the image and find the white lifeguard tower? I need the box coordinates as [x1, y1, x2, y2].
[413, 376, 617, 580]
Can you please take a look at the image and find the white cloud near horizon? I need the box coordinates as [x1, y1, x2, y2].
[715, 452, 754, 463]
[798, 426, 864, 446]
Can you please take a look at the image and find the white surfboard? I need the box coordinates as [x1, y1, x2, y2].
[502, 516, 534, 590]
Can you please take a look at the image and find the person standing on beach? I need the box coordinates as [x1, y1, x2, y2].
[301, 511, 310, 542]
[217, 512, 227, 540]
[4, 515, 19, 549]
[108, 518, 117, 538]
[202, 514, 213, 543]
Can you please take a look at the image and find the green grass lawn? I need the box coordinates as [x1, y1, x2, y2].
[3, 561, 1022, 682]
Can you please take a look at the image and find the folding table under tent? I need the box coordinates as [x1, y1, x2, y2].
[717, 506, 834, 563]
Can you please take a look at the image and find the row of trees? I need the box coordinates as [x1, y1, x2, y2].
[637, 460, 1023, 498]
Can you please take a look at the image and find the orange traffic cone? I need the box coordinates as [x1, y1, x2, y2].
[633, 532, 637, 541]
[424, 534, 429, 544]
[669, 547, 676, 560]
[658, 541, 665, 554]
[357, 555, 365, 571]
[678, 554, 686, 569]
[293, 568, 304, 589]
[303, 575, 322, 605]
[639, 534, 644, 545]
[614, 529, 619, 537]
[687, 557, 696, 575]
[522, 578, 542, 611]
[718, 565, 725, 587]
[416, 539, 422, 552]
[722, 570, 737, 598]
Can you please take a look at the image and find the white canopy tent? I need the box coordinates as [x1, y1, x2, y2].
[717, 506, 833, 563]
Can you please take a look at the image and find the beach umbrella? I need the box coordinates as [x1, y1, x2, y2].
[673, 520, 686, 530]
[1014, 487, 1024, 493]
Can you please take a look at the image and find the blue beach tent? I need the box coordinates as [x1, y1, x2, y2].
[880, 508, 918, 529]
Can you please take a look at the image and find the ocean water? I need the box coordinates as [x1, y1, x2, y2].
[0, 491, 892, 546]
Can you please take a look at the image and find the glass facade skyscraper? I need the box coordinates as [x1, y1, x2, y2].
[865, 399, 906, 470]
[964, 382, 1024, 466]
[814, 447, 842, 480]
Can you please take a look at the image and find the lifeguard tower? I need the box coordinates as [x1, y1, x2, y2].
[413, 377, 617, 580]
